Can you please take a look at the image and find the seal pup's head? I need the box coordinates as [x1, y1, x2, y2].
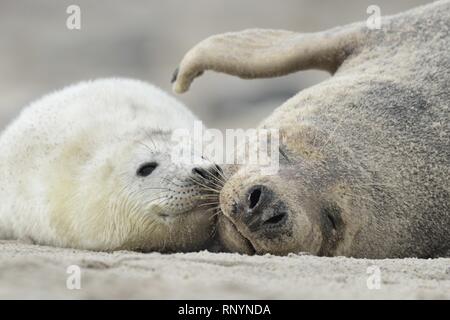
[9, 79, 224, 252]
[91, 127, 225, 253]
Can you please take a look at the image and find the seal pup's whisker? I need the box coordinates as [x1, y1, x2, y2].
[160, 176, 187, 189]
[198, 201, 220, 208]
[193, 175, 224, 191]
[143, 129, 157, 150]
[188, 176, 222, 194]
[0, 78, 218, 252]
[189, 165, 225, 190]
[201, 154, 229, 183]
[137, 141, 155, 155]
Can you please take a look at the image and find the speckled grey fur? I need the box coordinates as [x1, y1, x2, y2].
[174, 1, 449, 258]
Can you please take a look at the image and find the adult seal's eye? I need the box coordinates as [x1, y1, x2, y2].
[137, 162, 158, 177]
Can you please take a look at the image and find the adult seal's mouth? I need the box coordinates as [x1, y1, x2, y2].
[218, 215, 256, 255]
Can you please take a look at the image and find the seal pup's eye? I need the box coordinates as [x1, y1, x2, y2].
[137, 162, 158, 177]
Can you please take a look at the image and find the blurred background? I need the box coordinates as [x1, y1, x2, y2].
[0, 0, 431, 130]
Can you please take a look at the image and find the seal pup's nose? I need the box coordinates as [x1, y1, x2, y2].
[191, 165, 223, 184]
[240, 185, 288, 232]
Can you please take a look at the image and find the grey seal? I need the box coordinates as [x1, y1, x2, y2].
[173, 1, 449, 258]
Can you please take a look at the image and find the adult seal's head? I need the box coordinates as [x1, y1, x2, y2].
[0, 78, 223, 252]
[173, 1, 450, 258]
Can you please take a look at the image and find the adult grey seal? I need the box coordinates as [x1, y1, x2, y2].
[172, 1, 450, 258]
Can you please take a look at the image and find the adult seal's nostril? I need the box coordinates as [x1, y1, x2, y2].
[240, 185, 288, 232]
[246, 185, 271, 213]
[248, 188, 262, 210]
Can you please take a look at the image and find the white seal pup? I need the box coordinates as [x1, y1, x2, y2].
[0, 78, 222, 252]
[172, 1, 450, 258]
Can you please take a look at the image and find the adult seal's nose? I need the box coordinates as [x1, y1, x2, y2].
[242, 185, 288, 232]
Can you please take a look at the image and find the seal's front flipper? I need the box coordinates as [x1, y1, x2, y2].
[172, 26, 363, 94]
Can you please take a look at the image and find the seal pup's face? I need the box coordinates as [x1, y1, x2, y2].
[52, 128, 224, 253]
[121, 131, 223, 252]
[123, 132, 227, 252]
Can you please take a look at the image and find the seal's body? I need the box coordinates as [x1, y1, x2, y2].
[173, 1, 449, 258]
[0, 78, 219, 252]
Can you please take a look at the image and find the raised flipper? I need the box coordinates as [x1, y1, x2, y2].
[172, 26, 363, 93]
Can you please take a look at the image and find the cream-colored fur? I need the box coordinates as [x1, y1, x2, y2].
[0, 78, 217, 252]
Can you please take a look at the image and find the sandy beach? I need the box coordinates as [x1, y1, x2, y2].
[1, 240, 449, 299]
